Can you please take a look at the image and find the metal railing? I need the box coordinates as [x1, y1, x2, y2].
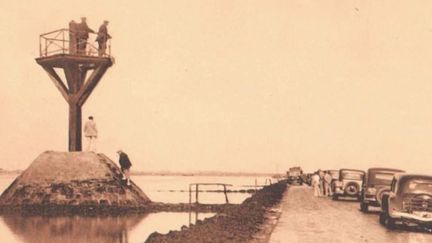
[189, 183, 232, 205]
[39, 28, 111, 57]
[188, 183, 232, 226]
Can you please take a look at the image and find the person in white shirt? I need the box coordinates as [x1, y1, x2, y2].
[83, 116, 98, 152]
[311, 172, 321, 197]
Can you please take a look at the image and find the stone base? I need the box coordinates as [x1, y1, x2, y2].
[0, 151, 151, 215]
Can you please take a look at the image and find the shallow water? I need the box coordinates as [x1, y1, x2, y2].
[0, 174, 272, 242]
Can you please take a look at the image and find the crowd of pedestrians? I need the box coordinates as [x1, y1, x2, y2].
[311, 170, 334, 197]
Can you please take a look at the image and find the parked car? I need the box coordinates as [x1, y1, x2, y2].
[360, 168, 405, 212]
[287, 167, 303, 185]
[300, 173, 312, 186]
[333, 169, 366, 201]
[380, 174, 432, 229]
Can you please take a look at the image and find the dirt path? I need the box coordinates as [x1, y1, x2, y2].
[268, 185, 432, 243]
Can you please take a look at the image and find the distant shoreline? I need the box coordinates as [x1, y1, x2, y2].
[0, 170, 21, 175]
[0, 168, 283, 177]
[131, 171, 283, 177]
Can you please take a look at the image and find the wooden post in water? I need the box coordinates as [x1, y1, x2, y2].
[223, 185, 229, 204]
[189, 184, 192, 205]
[195, 184, 199, 204]
[188, 184, 192, 225]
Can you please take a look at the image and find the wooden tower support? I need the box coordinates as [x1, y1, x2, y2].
[35, 54, 113, 151]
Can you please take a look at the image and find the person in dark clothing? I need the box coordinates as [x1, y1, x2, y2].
[96, 20, 111, 56]
[77, 17, 95, 55]
[117, 150, 132, 186]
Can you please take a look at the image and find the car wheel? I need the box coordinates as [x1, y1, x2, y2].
[379, 212, 386, 225]
[332, 194, 339, 200]
[385, 217, 396, 229]
[344, 182, 359, 196]
[380, 211, 396, 229]
[360, 202, 368, 213]
[376, 188, 389, 205]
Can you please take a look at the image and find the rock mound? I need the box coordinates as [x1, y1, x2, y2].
[0, 151, 151, 215]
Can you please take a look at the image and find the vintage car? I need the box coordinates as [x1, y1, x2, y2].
[300, 173, 311, 186]
[380, 174, 432, 229]
[287, 166, 303, 185]
[360, 168, 405, 212]
[333, 169, 366, 200]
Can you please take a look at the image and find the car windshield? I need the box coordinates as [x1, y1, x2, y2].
[369, 173, 394, 185]
[401, 179, 432, 194]
[289, 171, 300, 176]
[341, 171, 364, 180]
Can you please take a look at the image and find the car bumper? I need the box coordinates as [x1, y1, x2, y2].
[334, 188, 360, 197]
[391, 211, 432, 225]
[363, 196, 380, 206]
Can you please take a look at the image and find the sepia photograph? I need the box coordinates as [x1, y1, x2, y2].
[1, 1, 432, 242]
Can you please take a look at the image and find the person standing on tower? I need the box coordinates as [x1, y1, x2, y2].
[84, 116, 98, 152]
[69, 20, 78, 54]
[96, 20, 111, 57]
[77, 17, 95, 55]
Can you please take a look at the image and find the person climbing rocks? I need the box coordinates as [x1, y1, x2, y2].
[83, 116, 98, 152]
[117, 150, 132, 186]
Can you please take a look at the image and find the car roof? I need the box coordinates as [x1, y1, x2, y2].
[324, 169, 339, 173]
[394, 174, 432, 191]
[340, 168, 366, 174]
[367, 168, 405, 173]
[395, 173, 432, 181]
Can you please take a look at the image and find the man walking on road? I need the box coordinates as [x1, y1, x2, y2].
[311, 172, 321, 197]
[323, 171, 333, 196]
[84, 116, 98, 152]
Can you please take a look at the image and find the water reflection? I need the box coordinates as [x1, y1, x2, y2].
[1, 214, 147, 243]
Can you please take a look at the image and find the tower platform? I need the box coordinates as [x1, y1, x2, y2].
[35, 53, 113, 68]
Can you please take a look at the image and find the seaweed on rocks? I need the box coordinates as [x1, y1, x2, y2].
[145, 181, 287, 243]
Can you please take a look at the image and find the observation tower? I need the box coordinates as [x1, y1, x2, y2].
[35, 24, 114, 151]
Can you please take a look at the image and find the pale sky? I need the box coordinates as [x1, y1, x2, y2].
[1, 0, 432, 174]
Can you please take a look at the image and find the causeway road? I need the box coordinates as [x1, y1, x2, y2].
[268, 185, 432, 243]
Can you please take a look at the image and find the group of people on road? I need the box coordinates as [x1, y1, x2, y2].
[311, 170, 334, 197]
[69, 17, 111, 56]
[84, 116, 132, 186]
